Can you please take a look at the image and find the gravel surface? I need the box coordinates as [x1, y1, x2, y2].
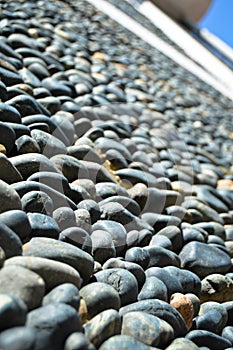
[0, 0, 233, 349]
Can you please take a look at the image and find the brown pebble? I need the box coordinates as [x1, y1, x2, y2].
[0, 144, 6, 154]
[170, 292, 194, 330]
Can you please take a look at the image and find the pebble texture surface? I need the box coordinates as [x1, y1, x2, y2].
[0, 0, 233, 349]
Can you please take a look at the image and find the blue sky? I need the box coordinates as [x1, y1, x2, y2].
[199, 0, 233, 48]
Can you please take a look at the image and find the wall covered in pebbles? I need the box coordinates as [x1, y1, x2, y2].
[0, 0, 233, 349]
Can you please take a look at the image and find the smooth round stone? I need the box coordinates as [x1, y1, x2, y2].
[27, 213, 60, 239]
[95, 182, 129, 200]
[67, 145, 103, 164]
[145, 245, 180, 268]
[200, 274, 233, 303]
[145, 267, 183, 298]
[100, 202, 152, 233]
[186, 330, 232, 350]
[222, 327, 233, 346]
[121, 311, 174, 348]
[138, 276, 168, 302]
[77, 199, 101, 224]
[103, 258, 146, 289]
[60, 227, 92, 254]
[138, 229, 152, 247]
[74, 209, 92, 233]
[193, 222, 226, 240]
[182, 227, 206, 244]
[64, 332, 96, 350]
[0, 265, 45, 310]
[15, 135, 41, 154]
[0, 122, 16, 155]
[19, 67, 41, 88]
[179, 241, 232, 278]
[194, 309, 226, 334]
[53, 207, 76, 230]
[42, 77, 73, 97]
[81, 160, 117, 184]
[0, 153, 22, 184]
[27, 303, 83, 350]
[27, 171, 71, 197]
[115, 168, 157, 187]
[23, 237, 94, 284]
[92, 220, 127, 255]
[21, 191, 54, 215]
[119, 299, 187, 337]
[74, 117, 92, 138]
[105, 149, 128, 170]
[99, 335, 157, 350]
[94, 268, 138, 306]
[199, 302, 228, 328]
[7, 94, 50, 117]
[170, 293, 194, 330]
[5, 256, 81, 291]
[12, 180, 76, 210]
[124, 247, 150, 269]
[0, 67, 23, 86]
[0, 209, 31, 242]
[0, 102, 21, 123]
[74, 179, 96, 199]
[166, 337, 199, 350]
[99, 196, 141, 217]
[156, 226, 183, 253]
[28, 62, 50, 79]
[91, 230, 116, 264]
[31, 129, 67, 157]
[141, 213, 181, 233]
[50, 154, 89, 182]
[0, 294, 27, 331]
[79, 282, 121, 319]
[149, 235, 173, 250]
[10, 153, 59, 180]
[223, 302, 233, 326]
[84, 309, 121, 348]
[0, 327, 36, 350]
[127, 183, 148, 211]
[43, 283, 80, 310]
[164, 266, 201, 296]
[95, 137, 132, 160]
[51, 113, 75, 144]
[0, 221, 22, 258]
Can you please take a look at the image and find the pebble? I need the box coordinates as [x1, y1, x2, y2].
[179, 241, 232, 278]
[93, 268, 138, 306]
[0, 327, 37, 350]
[26, 303, 83, 350]
[119, 299, 187, 337]
[170, 293, 194, 330]
[5, 256, 81, 290]
[186, 330, 232, 350]
[84, 309, 121, 348]
[99, 334, 158, 350]
[138, 276, 168, 302]
[79, 282, 121, 319]
[0, 0, 233, 347]
[200, 274, 233, 303]
[0, 265, 45, 310]
[43, 283, 80, 310]
[64, 332, 96, 350]
[23, 237, 94, 283]
[0, 294, 27, 331]
[121, 311, 174, 347]
[0, 209, 31, 242]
